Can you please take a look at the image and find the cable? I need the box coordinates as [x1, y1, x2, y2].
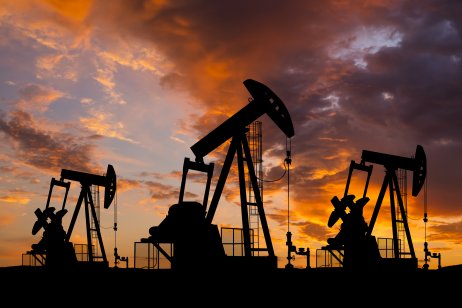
[423, 177, 429, 269]
[256, 162, 288, 182]
[114, 191, 118, 246]
[255, 139, 292, 183]
[286, 137, 292, 232]
[113, 191, 119, 266]
[423, 177, 428, 239]
[284, 137, 294, 269]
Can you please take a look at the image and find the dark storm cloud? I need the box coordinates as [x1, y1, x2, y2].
[91, 1, 348, 113]
[0, 109, 99, 173]
[321, 2, 462, 215]
[92, 0, 462, 220]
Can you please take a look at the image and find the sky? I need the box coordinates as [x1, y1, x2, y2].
[0, 0, 461, 270]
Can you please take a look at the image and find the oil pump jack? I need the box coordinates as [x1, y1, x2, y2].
[325, 145, 426, 271]
[142, 79, 294, 270]
[30, 164, 116, 269]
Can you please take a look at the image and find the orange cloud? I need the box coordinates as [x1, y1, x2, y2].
[427, 220, 462, 244]
[80, 109, 136, 143]
[116, 178, 142, 193]
[17, 83, 64, 112]
[94, 67, 116, 90]
[2, 0, 462, 269]
[0, 196, 30, 205]
[98, 47, 167, 75]
[144, 180, 183, 203]
[44, 0, 93, 24]
[36, 54, 78, 81]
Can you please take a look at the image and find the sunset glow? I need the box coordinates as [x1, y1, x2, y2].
[1, 0, 461, 270]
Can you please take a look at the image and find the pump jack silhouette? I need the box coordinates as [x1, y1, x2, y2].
[29, 165, 116, 269]
[325, 145, 426, 271]
[142, 79, 294, 270]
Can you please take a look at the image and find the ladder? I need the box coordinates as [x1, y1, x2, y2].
[246, 121, 263, 256]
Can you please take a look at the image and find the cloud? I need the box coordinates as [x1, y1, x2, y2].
[97, 44, 168, 75]
[36, 54, 78, 81]
[93, 67, 116, 90]
[328, 26, 403, 69]
[16, 83, 64, 112]
[116, 178, 142, 193]
[79, 108, 137, 143]
[0, 163, 40, 184]
[144, 180, 186, 203]
[80, 98, 94, 104]
[42, 0, 94, 24]
[293, 219, 333, 242]
[0, 109, 99, 173]
[0, 195, 30, 205]
[92, 63, 128, 105]
[7, 3, 461, 218]
[137, 170, 206, 205]
[170, 135, 185, 144]
[90, 37, 170, 107]
[2, 0, 462, 267]
[0, 1, 84, 51]
[428, 220, 462, 244]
